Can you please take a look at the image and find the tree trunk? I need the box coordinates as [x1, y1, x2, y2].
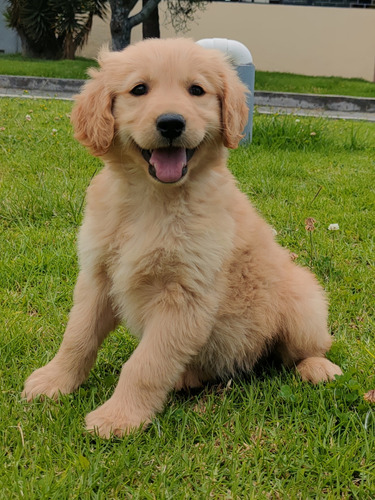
[109, 0, 137, 50]
[18, 28, 63, 60]
[109, 0, 163, 51]
[63, 32, 76, 60]
[142, 0, 160, 39]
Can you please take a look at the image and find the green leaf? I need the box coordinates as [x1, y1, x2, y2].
[77, 454, 90, 470]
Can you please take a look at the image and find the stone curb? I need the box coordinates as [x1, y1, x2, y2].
[0, 74, 83, 94]
[1, 75, 375, 116]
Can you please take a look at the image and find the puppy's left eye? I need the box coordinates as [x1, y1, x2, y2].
[189, 85, 205, 97]
[130, 84, 148, 96]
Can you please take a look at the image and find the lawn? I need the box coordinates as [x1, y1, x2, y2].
[1, 53, 375, 97]
[1, 97, 375, 498]
[254, 71, 375, 98]
[0, 54, 97, 80]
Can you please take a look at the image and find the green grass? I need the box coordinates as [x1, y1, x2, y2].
[1, 53, 374, 97]
[1, 98, 375, 498]
[0, 54, 98, 80]
[255, 71, 375, 98]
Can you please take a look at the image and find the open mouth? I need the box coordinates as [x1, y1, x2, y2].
[141, 147, 195, 184]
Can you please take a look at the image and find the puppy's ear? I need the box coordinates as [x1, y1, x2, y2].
[70, 60, 114, 157]
[220, 65, 249, 149]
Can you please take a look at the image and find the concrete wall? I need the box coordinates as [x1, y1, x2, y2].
[0, 0, 21, 54]
[79, 3, 375, 82]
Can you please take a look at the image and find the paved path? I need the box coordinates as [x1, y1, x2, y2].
[1, 75, 375, 122]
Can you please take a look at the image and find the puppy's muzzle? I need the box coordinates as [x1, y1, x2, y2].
[141, 113, 195, 184]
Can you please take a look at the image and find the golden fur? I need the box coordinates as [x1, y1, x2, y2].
[23, 38, 342, 438]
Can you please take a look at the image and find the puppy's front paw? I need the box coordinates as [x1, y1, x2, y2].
[85, 398, 151, 439]
[22, 363, 79, 401]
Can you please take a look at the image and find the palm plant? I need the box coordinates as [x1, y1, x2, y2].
[5, 0, 108, 59]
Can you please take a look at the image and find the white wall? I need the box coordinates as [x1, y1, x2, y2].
[79, 3, 375, 82]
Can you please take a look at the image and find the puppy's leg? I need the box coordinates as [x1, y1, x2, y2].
[85, 291, 214, 438]
[278, 272, 342, 384]
[23, 270, 117, 400]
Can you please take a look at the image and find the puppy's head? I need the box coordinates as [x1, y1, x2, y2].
[71, 38, 248, 185]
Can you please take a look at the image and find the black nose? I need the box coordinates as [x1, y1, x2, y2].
[156, 113, 186, 140]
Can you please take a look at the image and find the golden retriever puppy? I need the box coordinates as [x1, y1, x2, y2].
[23, 38, 342, 438]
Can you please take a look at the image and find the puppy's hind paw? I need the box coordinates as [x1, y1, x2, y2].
[174, 369, 204, 391]
[296, 357, 342, 384]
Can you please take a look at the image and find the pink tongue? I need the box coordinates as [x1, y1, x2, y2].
[150, 148, 187, 183]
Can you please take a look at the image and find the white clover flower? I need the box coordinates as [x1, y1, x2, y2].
[295, 119, 301, 123]
[25, 114, 32, 121]
[328, 223, 339, 231]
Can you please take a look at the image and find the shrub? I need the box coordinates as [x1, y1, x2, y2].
[5, 0, 108, 59]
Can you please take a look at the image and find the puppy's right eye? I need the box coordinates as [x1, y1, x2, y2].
[189, 85, 205, 97]
[130, 84, 148, 96]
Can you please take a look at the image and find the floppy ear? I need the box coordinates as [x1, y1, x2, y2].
[70, 65, 115, 157]
[220, 65, 249, 149]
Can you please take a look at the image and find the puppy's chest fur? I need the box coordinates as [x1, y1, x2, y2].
[80, 168, 236, 336]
